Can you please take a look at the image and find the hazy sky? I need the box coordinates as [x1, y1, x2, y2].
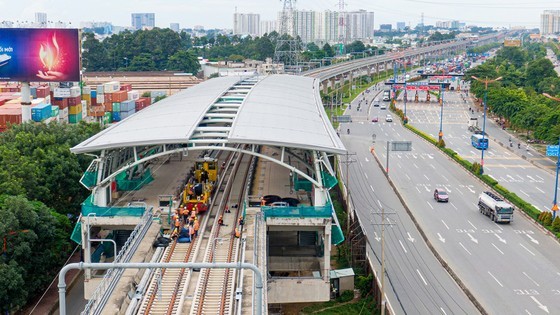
[2, 0, 559, 29]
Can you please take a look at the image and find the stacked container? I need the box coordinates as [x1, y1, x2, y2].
[31, 103, 53, 122]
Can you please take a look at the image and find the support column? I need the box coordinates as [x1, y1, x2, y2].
[312, 151, 327, 207]
[93, 150, 109, 207]
[330, 78, 336, 91]
[21, 82, 32, 122]
[323, 221, 332, 282]
[322, 81, 328, 94]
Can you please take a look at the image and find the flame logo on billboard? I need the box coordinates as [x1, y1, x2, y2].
[39, 33, 60, 71]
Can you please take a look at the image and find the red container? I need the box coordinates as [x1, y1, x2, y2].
[0, 107, 22, 129]
[36, 86, 50, 98]
[104, 93, 114, 103]
[68, 96, 81, 106]
[120, 84, 132, 92]
[104, 102, 113, 112]
[53, 98, 69, 109]
[91, 97, 97, 105]
[114, 90, 128, 102]
[88, 105, 105, 117]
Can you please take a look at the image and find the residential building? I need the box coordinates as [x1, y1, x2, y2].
[35, 12, 47, 27]
[233, 13, 260, 36]
[131, 13, 155, 30]
[397, 22, 406, 31]
[260, 20, 277, 36]
[379, 24, 392, 32]
[294, 10, 316, 43]
[541, 10, 560, 35]
[170, 23, 180, 32]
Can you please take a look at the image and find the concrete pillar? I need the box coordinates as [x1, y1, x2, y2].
[21, 82, 32, 122]
[312, 151, 327, 207]
[323, 221, 331, 282]
[330, 78, 336, 91]
[94, 150, 109, 207]
[322, 81, 328, 94]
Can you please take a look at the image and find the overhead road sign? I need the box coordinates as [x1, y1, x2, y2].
[391, 141, 412, 151]
[0, 28, 80, 82]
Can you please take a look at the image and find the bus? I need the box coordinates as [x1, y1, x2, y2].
[471, 134, 488, 149]
[382, 90, 391, 101]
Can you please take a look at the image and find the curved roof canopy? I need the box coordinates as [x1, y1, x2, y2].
[71, 75, 346, 155]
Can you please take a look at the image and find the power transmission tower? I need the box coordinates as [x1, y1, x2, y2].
[273, 0, 301, 73]
[337, 0, 347, 55]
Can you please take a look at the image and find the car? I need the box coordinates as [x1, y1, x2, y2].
[270, 201, 290, 207]
[281, 197, 300, 207]
[372, 116, 379, 122]
[434, 189, 449, 202]
[262, 195, 281, 205]
[380, 104, 387, 110]
[385, 114, 393, 122]
[373, 100, 380, 107]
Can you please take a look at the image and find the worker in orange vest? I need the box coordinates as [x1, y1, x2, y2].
[194, 219, 200, 237]
[218, 215, 224, 226]
[234, 227, 241, 238]
[238, 216, 244, 227]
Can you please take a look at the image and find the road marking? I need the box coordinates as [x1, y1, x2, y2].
[525, 309, 532, 315]
[527, 151, 534, 156]
[533, 205, 542, 212]
[494, 223, 503, 231]
[413, 163, 419, 169]
[407, 232, 415, 242]
[467, 186, 475, 194]
[377, 200, 382, 207]
[450, 202, 458, 210]
[526, 234, 539, 245]
[405, 174, 411, 180]
[397, 163, 402, 169]
[427, 201, 434, 209]
[416, 269, 428, 285]
[374, 232, 381, 242]
[489, 174, 497, 180]
[457, 189, 464, 195]
[488, 271, 504, 287]
[399, 240, 408, 253]
[437, 233, 446, 243]
[520, 190, 529, 197]
[440, 307, 448, 315]
[494, 233, 507, 244]
[441, 175, 449, 182]
[359, 161, 363, 168]
[491, 243, 504, 255]
[527, 175, 536, 182]
[467, 233, 478, 244]
[424, 184, 430, 192]
[523, 272, 540, 287]
[468, 220, 477, 230]
[536, 175, 544, 181]
[416, 186, 421, 193]
[535, 187, 544, 193]
[364, 157, 370, 162]
[441, 220, 450, 230]
[470, 150, 476, 155]
[520, 243, 536, 256]
[530, 296, 549, 314]
[424, 174, 430, 180]
[430, 164, 436, 169]
[459, 242, 472, 255]
[370, 185, 375, 193]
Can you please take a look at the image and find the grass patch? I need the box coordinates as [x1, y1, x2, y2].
[301, 295, 378, 315]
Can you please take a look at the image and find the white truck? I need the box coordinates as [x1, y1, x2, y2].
[478, 191, 514, 223]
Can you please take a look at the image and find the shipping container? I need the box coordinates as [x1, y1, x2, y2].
[82, 86, 91, 94]
[88, 105, 105, 117]
[112, 102, 121, 112]
[68, 103, 82, 115]
[68, 113, 82, 124]
[127, 90, 140, 100]
[51, 105, 59, 117]
[114, 90, 128, 103]
[54, 88, 72, 98]
[103, 102, 112, 112]
[103, 111, 112, 124]
[112, 111, 121, 122]
[103, 81, 120, 93]
[96, 85, 104, 94]
[120, 100, 135, 112]
[31, 103, 52, 122]
[91, 90, 97, 98]
[0, 107, 22, 129]
[120, 83, 132, 92]
[36, 86, 50, 98]
[59, 107, 69, 119]
[119, 109, 136, 120]
[30, 87, 37, 98]
[68, 96, 81, 106]
[97, 93, 104, 104]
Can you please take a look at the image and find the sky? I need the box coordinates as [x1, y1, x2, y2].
[1, 0, 559, 30]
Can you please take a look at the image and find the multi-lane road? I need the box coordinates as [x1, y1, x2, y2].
[341, 84, 560, 314]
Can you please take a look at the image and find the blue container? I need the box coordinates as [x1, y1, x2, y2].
[30, 87, 37, 98]
[91, 90, 97, 98]
[112, 111, 121, 122]
[121, 100, 136, 112]
[31, 103, 53, 122]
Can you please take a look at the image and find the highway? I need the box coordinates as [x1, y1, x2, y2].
[339, 89, 480, 314]
[356, 86, 560, 313]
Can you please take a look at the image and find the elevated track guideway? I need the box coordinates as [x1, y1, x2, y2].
[136, 149, 250, 315]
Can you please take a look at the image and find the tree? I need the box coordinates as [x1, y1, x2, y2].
[306, 42, 320, 52]
[166, 50, 201, 73]
[323, 43, 335, 57]
[129, 53, 157, 71]
[526, 58, 557, 91]
[346, 40, 366, 53]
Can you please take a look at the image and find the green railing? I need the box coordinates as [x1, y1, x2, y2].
[116, 168, 154, 191]
[331, 224, 345, 245]
[321, 171, 338, 190]
[70, 221, 82, 245]
[81, 195, 146, 217]
[262, 205, 332, 219]
[293, 173, 312, 192]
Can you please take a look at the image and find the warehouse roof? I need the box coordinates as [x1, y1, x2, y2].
[71, 74, 346, 155]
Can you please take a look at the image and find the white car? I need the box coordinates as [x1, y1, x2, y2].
[385, 114, 393, 122]
[380, 104, 387, 110]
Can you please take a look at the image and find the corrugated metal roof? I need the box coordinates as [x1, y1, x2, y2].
[329, 268, 355, 279]
[71, 74, 345, 155]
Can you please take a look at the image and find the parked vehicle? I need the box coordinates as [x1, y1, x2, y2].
[478, 191, 514, 223]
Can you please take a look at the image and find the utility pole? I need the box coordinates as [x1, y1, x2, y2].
[371, 208, 395, 315]
[273, 0, 301, 73]
[341, 152, 357, 234]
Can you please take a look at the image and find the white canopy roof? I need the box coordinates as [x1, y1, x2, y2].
[71, 75, 345, 155]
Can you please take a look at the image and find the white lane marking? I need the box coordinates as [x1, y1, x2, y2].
[437, 233, 446, 243]
[535, 187, 545, 193]
[491, 243, 504, 255]
[468, 220, 477, 230]
[370, 185, 375, 192]
[530, 296, 549, 314]
[494, 233, 507, 244]
[525, 309, 532, 315]
[489, 174, 497, 180]
[441, 175, 449, 182]
[527, 175, 536, 182]
[424, 174, 430, 180]
[526, 234, 539, 245]
[407, 232, 415, 242]
[365, 157, 370, 162]
[399, 240, 408, 253]
[427, 201, 434, 209]
[459, 242, 472, 255]
[467, 186, 475, 194]
[441, 220, 450, 230]
[520, 243, 536, 256]
[430, 164, 436, 169]
[523, 272, 540, 287]
[536, 175, 544, 181]
[424, 184, 430, 192]
[533, 205, 542, 212]
[520, 190, 529, 197]
[413, 163, 419, 169]
[397, 163, 402, 169]
[494, 223, 503, 231]
[470, 150, 476, 155]
[364, 173, 368, 179]
[405, 174, 411, 180]
[450, 202, 457, 210]
[374, 232, 381, 242]
[360, 161, 363, 168]
[440, 307, 448, 315]
[416, 186, 421, 193]
[377, 200, 382, 207]
[457, 189, 464, 195]
[416, 269, 428, 285]
[527, 151, 534, 156]
[488, 271, 504, 287]
[467, 233, 478, 244]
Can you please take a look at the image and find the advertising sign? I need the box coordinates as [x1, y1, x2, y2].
[0, 28, 80, 82]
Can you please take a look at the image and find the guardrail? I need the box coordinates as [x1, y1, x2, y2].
[81, 207, 154, 315]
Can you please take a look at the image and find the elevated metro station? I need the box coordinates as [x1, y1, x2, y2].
[69, 74, 347, 313]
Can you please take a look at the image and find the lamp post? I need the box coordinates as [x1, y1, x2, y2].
[470, 75, 502, 175]
[543, 93, 560, 218]
[438, 83, 444, 141]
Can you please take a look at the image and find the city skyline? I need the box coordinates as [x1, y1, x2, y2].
[1, 0, 557, 30]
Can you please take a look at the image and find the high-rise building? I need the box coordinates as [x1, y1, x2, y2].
[294, 10, 316, 43]
[379, 24, 392, 32]
[35, 12, 47, 27]
[541, 10, 560, 35]
[344, 10, 375, 40]
[131, 13, 155, 30]
[170, 23, 180, 32]
[233, 13, 260, 36]
[260, 20, 277, 36]
[397, 22, 406, 31]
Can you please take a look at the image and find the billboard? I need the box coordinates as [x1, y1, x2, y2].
[0, 28, 80, 82]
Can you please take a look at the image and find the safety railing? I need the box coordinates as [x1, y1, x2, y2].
[81, 195, 145, 217]
[81, 207, 154, 315]
[261, 205, 332, 218]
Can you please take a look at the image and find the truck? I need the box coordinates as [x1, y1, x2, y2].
[382, 90, 391, 101]
[478, 191, 514, 223]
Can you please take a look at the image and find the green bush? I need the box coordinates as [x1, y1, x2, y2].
[336, 290, 355, 303]
[436, 139, 446, 148]
[482, 175, 499, 187]
[355, 274, 373, 297]
[471, 162, 481, 174]
[552, 216, 560, 232]
[543, 212, 553, 226]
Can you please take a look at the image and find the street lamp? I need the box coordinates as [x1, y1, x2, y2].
[543, 93, 560, 218]
[470, 75, 502, 175]
[438, 83, 444, 141]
